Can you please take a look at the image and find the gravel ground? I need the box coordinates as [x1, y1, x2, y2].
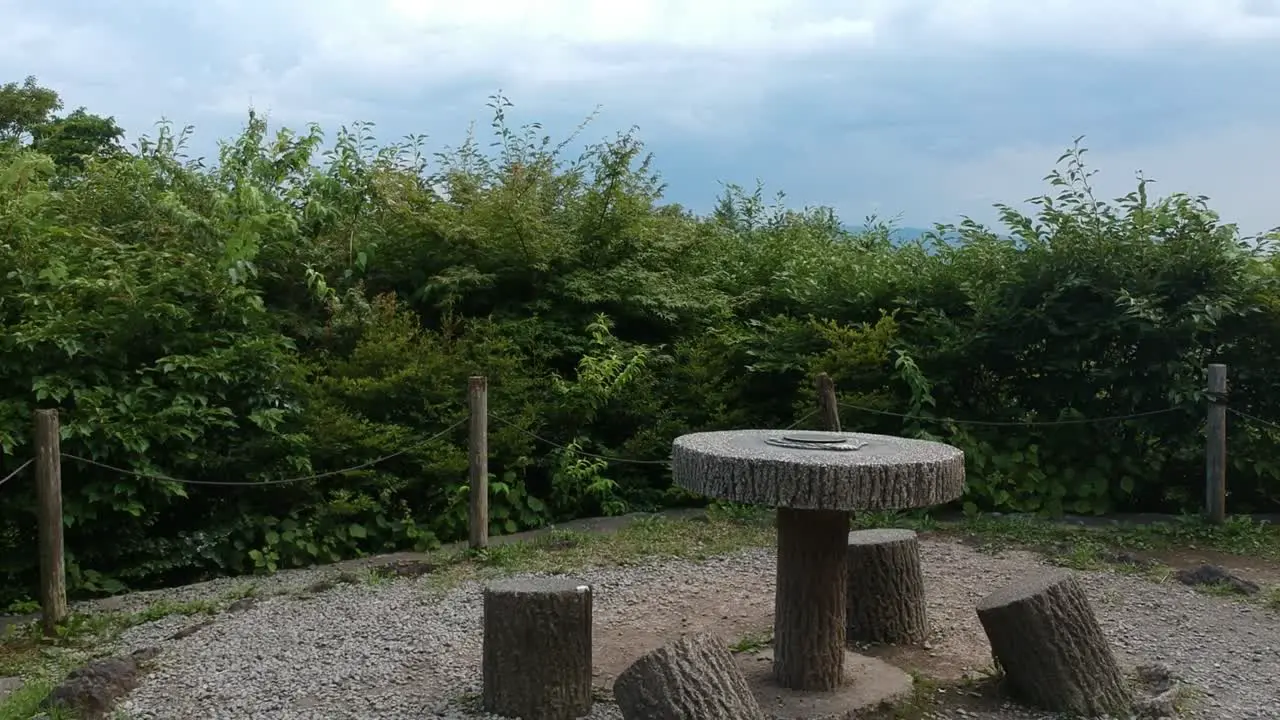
[106, 538, 1280, 720]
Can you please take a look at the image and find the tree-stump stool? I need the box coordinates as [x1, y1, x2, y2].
[845, 529, 928, 645]
[613, 632, 765, 720]
[482, 577, 593, 720]
[975, 570, 1132, 716]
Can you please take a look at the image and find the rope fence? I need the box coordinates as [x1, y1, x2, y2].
[0, 458, 34, 490]
[5, 362, 1280, 632]
[1228, 408, 1280, 433]
[57, 418, 469, 488]
[487, 406, 822, 467]
[833, 402, 1183, 427]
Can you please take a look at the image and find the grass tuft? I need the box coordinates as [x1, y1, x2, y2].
[728, 629, 772, 654]
[424, 515, 775, 591]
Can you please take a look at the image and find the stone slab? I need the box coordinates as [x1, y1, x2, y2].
[734, 648, 914, 719]
[0, 676, 23, 702]
[672, 429, 965, 511]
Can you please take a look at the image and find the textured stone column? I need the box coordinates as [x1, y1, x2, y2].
[976, 571, 1132, 716]
[482, 577, 593, 720]
[846, 528, 928, 645]
[773, 508, 850, 690]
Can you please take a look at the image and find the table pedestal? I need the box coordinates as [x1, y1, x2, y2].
[772, 507, 850, 691]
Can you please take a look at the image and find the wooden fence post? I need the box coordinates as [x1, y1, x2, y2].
[469, 376, 490, 549]
[34, 409, 68, 635]
[1206, 364, 1228, 524]
[816, 373, 842, 433]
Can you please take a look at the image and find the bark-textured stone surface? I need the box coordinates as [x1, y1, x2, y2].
[774, 508, 849, 691]
[845, 529, 928, 645]
[975, 570, 1133, 716]
[613, 632, 765, 720]
[671, 430, 965, 511]
[482, 577, 593, 720]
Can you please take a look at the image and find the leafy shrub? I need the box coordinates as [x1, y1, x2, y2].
[1, 80, 1278, 605]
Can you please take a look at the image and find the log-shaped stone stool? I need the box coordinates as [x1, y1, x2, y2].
[975, 570, 1132, 716]
[671, 429, 964, 692]
[846, 529, 927, 645]
[613, 632, 765, 720]
[482, 577, 593, 720]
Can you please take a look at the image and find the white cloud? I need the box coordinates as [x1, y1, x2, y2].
[291, 0, 1280, 54]
[0, 8, 136, 85]
[10, 1, 1280, 117]
[167, 0, 1280, 133]
[321, 0, 874, 55]
[193, 0, 881, 121]
[247, 0, 1280, 87]
[901, 0, 1280, 50]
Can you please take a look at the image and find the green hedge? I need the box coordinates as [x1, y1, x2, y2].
[1, 86, 1278, 605]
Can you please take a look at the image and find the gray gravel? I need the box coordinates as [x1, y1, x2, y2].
[104, 539, 1280, 719]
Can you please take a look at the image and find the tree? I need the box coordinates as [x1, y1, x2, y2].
[0, 76, 123, 168]
[31, 108, 125, 169]
[0, 76, 61, 143]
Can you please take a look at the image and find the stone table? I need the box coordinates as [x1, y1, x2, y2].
[671, 429, 965, 693]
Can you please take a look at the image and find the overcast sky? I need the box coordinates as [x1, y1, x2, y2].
[4, 0, 1279, 234]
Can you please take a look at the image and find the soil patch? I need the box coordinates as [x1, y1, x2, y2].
[590, 561, 775, 687]
[1135, 547, 1280, 587]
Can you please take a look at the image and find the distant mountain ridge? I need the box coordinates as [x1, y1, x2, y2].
[887, 226, 930, 243]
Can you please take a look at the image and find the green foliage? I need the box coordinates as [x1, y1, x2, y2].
[2, 77, 1280, 605]
[0, 76, 123, 169]
[549, 442, 628, 519]
[0, 76, 60, 142]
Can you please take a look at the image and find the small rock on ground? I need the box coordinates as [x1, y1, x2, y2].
[44, 647, 159, 719]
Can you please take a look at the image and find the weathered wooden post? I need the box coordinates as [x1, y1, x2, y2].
[469, 376, 489, 549]
[34, 409, 68, 634]
[816, 372, 841, 432]
[1206, 363, 1227, 524]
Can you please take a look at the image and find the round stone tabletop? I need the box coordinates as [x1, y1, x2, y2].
[671, 429, 965, 511]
